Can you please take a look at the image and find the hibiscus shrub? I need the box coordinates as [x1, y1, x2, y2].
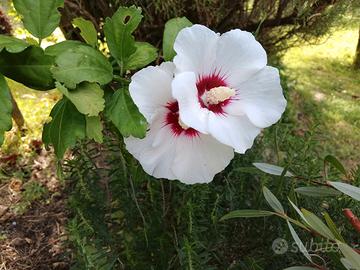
[0, 1, 359, 270]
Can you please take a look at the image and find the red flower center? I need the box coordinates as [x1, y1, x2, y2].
[196, 73, 231, 114]
[165, 101, 199, 137]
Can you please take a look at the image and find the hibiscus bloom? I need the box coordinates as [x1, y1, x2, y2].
[172, 25, 287, 153]
[124, 62, 234, 184]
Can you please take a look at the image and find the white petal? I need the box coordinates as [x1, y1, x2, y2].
[172, 72, 209, 134]
[215, 29, 267, 86]
[129, 62, 175, 122]
[125, 109, 177, 180]
[172, 135, 234, 184]
[173, 24, 219, 75]
[225, 66, 287, 128]
[208, 113, 261, 154]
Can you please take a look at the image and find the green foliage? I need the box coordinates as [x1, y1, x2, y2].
[0, 46, 55, 90]
[0, 74, 13, 146]
[51, 45, 113, 89]
[72, 17, 98, 47]
[13, 0, 64, 40]
[43, 98, 86, 159]
[105, 88, 147, 138]
[104, 6, 143, 71]
[0, 35, 29, 53]
[125, 42, 158, 70]
[56, 82, 105, 117]
[86, 116, 103, 143]
[13, 181, 47, 214]
[163, 17, 192, 61]
[44, 40, 86, 57]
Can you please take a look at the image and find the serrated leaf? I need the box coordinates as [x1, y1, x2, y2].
[220, 210, 274, 221]
[86, 116, 103, 143]
[295, 186, 341, 197]
[0, 46, 55, 90]
[263, 186, 285, 214]
[301, 209, 335, 240]
[104, 6, 142, 67]
[337, 241, 360, 270]
[105, 88, 147, 138]
[51, 45, 113, 89]
[45, 40, 86, 57]
[72, 17, 98, 47]
[253, 163, 294, 177]
[328, 181, 360, 201]
[163, 17, 192, 61]
[42, 98, 86, 159]
[0, 35, 29, 53]
[125, 42, 157, 70]
[323, 212, 345, 242]
[286, 220, 312, 262]
[13, 0, 64, 39]
[324, 155, 347, 176]
[56, 82, 105, 117]
[0, 74, 13, 146]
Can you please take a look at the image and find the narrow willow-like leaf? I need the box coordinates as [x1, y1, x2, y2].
[328, 181, 360, 201]
[72, 17, 98, 47]
[220, 210, 275, 221]
[295, 186, 340, 197]
[0, 74, 13, 146]
[0, 35, 29, 53]
[51, 46, 113, 89]
[42, 98, 86, 159]
[301, 209, 335, 240]
[105, 88, 147, 138]
[163, 17, 192, 61]
[253, 163, 294, 177]
[125, 42, 157, 70]
[336, 241, 360, 270]
[103, 6, 142, 67]
[56, 82, 105, 117]
[13, 0, 64, 39]
[263, 186, 285, 214]
[286, 220, 312, 262]
[86, 116, 103, 143]
[324, 155, 347, 176]
[323, 212, 345, 242]
[0, 46, 55, 90]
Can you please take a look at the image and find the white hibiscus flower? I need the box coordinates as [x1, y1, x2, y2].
[172, 25, 287, 153]
[124, 62, 234, 184]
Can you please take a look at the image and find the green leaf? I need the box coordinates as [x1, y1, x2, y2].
[105, 88, 147, 138]
[0, 74, 13, 146]
[301, 209, 335, 240]
[86, 116, 103, 143]
[288, 198, 307, 223]
[103, 6, 142, 68]
[324, 155, 347, 176]
[295, 186, 341, 197]
[323, 212, 345, 242]
[72, 17, 98, 47]
[44, 40, 86, 57]
[328, 181, 360, 201]
[336, 240, 360, 270]
[286, 220, 312, 262]
[283, 267, 318, 270]
[253, 163, 294, 177]
[56, 82, 105, 117]
[13, 0, 64, 39]
[220, 210, 275, 221]
[0, 35, 29, 53]
[163, 17, 192, 61]
[0, 46, 55, 90]
[125, 42, 157, 70]
[51, 45, 113, 89]
[42, 98, 86, 159]
[263, 186, 285, 214]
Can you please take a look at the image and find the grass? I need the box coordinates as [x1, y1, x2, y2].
[281, 25, 360, 168]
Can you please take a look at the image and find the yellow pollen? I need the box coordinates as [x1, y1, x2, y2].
[206, 86, 235, 105]
[178, 118, 189, 130]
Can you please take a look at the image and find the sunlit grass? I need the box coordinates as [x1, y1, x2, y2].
[282, 25, 360, 167]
